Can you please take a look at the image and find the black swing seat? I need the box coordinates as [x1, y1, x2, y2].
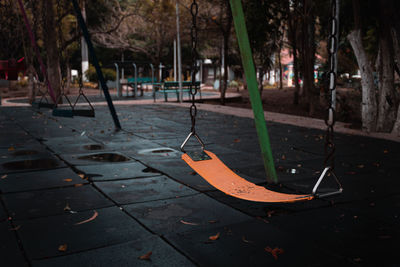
[52, 108, 74, 117]
[73, 109, 95, 117]
[32, 102, 55, 109]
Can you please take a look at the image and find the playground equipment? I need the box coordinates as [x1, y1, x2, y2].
[180, 0, 342, 203]
[116, 62, 156, 97]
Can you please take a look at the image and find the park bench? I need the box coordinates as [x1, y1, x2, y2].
[122, 77, 155, 97]
[154, 81, 201, 102]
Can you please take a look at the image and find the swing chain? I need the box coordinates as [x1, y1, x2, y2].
[189, 0, 199, 133]
[324, 0, 338, 169]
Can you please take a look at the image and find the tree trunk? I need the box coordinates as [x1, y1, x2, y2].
[301, 0, 317, 115]
[286, 0, 300, 104]
[44, 0, 61, 101]
[348, 30, 377, 132]
[220, 1, 232, 106]
[278, 49, 283, 89]
[376, 0, 397, 132]
[258, 67, 264, 96]
[391, 29, 400, 135]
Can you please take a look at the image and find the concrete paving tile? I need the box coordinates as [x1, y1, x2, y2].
[95, 175, 197, 205]
[16, 206, 151, 260]
[76, 161, 161, 181]
[165, 219, 345, 266]
[0, 221, 28, 266]
[32, 236, 194, 267]
[124, 194, 251, 235]
[0, 154, 66, 174]
[3, 185, 113, 220]
[0, 168, 88, 193]
[0, 150, 57, 165]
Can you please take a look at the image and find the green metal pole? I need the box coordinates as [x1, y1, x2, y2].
[229, 0, 278, 183]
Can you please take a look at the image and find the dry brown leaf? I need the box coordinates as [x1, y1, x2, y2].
[8, 146, 15, 151]
[74, 183, 84, 187]
[267, 210, 275, 218]
[357, 165, 364, 169]
[180, 220, 199, 226]
[58, 244, 68, 252]
[233, 138, 241, 143]
[264, 246, 284, 260]
[383, 149, 389, 154]
[63, 178, 73, 182]
[1, 174, 7, 179]
[281, 155, 286, 160]
[208, 220, 219, 224]
[242, 236, 253, 243]
[75, 210, 98, 225]
[209, 232, 220, 241]
[139, 251, 152, 260]
[78, 174, 85, 179]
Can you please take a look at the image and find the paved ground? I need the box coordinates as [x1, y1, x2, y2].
[0, 103, 399, 266]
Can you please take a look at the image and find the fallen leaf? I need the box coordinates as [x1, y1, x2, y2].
[64, 203, 71, 211]
[63, 178, 73, 182]
[357, 164, 364, 169]
[138, 251, 152, 260]
[78, 174, 85, 179]
[383, 149, 389, 154]
[58, 244, 68, 252]
[75, 210, 98, 225]
[233, 138, 241, 143]
[209, 232, 220, 241]
[267, 210, 275, 218]
[242, 236, 253, 243]
[74, 183, 84, 187]
[208, 220, 219, 224]
[264, 246, 284, 260]
[8, 146, 15, 151]
[281, 155, 286, 160]
[180, 220, 199, 226]
[1, 174, 7, 179]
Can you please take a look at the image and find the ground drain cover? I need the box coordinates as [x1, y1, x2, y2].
[77, 153, 131, 162]
[2, 158, 59, 170]
[138, 147, 180, 157]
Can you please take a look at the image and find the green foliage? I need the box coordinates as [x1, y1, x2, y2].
[85, 64, 116, 82]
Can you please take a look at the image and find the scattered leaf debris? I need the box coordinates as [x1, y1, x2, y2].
[75, 210, 98, 225]
[58, 244, 68, 252]
[8, 146, 15, 151]
[138, 251, 152, 260]
[242, 236, 253, 243]
[74, 184, 84, 187]
[209, 232, 220, 241]
[63, 178, 73, 182]
[1, 174, 7, 179]
[264, 246, 284, 260]
[64, 203, 71, 212]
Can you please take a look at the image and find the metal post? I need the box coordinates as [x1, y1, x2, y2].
[132, 63, 137, 97]
[229, 0, 278, 183]
[331, 0, 339, 109]
[72, 0, 121, 129]
[114, 63, 120, 97]
[150, 63, 154, 99]
[174, 39, 177, 81]
[159, 62, 163, 82]
[81, 0, 89, 82]
[176, 2, 183, 103]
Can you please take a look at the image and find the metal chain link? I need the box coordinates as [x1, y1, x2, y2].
[324, 0, 338, 169]
[189, 0, 199, 133]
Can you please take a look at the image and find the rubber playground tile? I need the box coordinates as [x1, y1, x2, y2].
[0, 149, 57, 165]
[95, 175, 197, 205]
[76, 161, 161, 181]
[0, 203, 6, 221]
[124, 194, 251, 235]
[139, 158, 216, 192]
[268, 206, 400, 266]
[0, 168, 88, 193]
[0, 135, 38, 149]
[0, 154, 66, 174]
[165, 219, 345, 266]
[43, 135, 99, 153]
[16, 206, 151, 260]
[3, 185, 113, 220]
[0, 221, 28, 267]
[32, 235, 194, 267]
